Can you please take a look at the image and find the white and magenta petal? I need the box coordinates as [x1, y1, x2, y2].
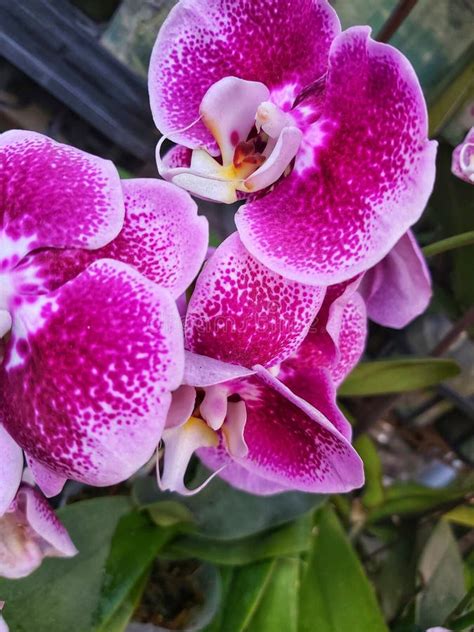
[149, 0, 340, 152]
[0, 130, 124, 265]
[25, 455, 67, 498]
[236, 26, 437, 285]
[282, 277, 363, 376]
[359, 231, 431, 328]
[203, 372, 363, 493]
[14, 179, 208, 299]
[183, 350, 254, 387]
[452, 127, 474, 184]
[185, 232, 325, 368]
[0, 259, 184, 486]
[100, 179, 208, 298]
[0, 425, 23, 516]
[0, 486, 76, 579]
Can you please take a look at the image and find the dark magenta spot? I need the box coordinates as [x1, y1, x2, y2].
[230, 130, 239, 146]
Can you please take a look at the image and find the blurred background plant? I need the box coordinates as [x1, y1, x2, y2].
[0, 1, 473, 630]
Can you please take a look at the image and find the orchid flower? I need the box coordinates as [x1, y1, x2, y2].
[0, 130, 208, 509]
[0, 603, 7, 632]
[452, 127, 474, 184]
[158, 232, 365, 495]
[148, 0, 437, 286]
[0, 484, 77, 579]
[359, 230, 431, 328]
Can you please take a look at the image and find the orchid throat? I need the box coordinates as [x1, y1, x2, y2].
[157, 77, 303, 204]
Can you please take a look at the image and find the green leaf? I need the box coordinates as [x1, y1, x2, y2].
[145, 500, 195, 528]
[0, 496, 131, 632]
[164, 513, 312, 565]
[205, 558, 300, 632]
[298, 506, 388, 632]
[372, 525, 418, 621]
[443, 505, 474, 527]
[94, 509, 175, 630]
[98, 571, 150, 632]
[423, 231, 474, 257]
[367, 482, 472, 523]
[133, 469, 326, 540]
[416, 521, 466, 629]
[339, 358, 460, 396]
[355, 435, 384, 508]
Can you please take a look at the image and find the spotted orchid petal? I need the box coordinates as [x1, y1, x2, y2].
[0, 130, 124, 265]
[0, 260, 184, 486]
[0, 485, 77, 579]
[25, 455, 67, 498]
[0, 603, 7, 632]
[199, 371, 364, 493]
[0, 425, 23, 517]
[183, 350, 254, 387]
[149, 0, 340, 153]
[15, 179, 208, 299]
[282, 278, 364, 378]
[185, 232, 325, 368]
[236, 26, 437, 285]
[452, 127, 474, 184]
[359, 230, 431, 328]
[198, 447, 290, 495]
[276, 290, 366, 440]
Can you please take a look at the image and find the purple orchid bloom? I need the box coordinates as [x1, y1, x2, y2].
[452, 127, 474, 184]
[0, 131, 208, 506]
[0, 484, 77, 579]
[148, 0, 437, 286]
[157, 232, 365, 495]
[359, 230, 432, 329]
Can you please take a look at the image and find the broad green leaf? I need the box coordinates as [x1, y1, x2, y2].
[205, 558, 300, 632]
[298, 506, 388, 632]
[423, 231, 474, 257]
[94, 509, 175, 630]
[355, 435, 384, 508]
[416, 521, 466, 629]
[246, 558, 300, 632]
[164, 513, 312, 565]
[367, 482, 472, 523]
[0, 496, 131, 632]
[339, 358, 460, 396]
[98, 571, 149, 632]
[444, 505, 474, 527]
[372, 525, 417, 621]
[133, 469, 326, 540]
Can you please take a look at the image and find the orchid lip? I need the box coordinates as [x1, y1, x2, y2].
[157, 77, 303, 204]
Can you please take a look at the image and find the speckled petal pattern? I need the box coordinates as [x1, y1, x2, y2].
[0, 425, 23, 516]
[200, 372, 363, 493]
[282, 277, 363, 378]
[149, 0, 340, 152]
[0, 130, 124, 265]
[185, 232, 325, 368]
[236, 27, 437, 285]
[359, 230, 431, 328]
[183, 351, 254, 387]
[14, 179, 208, 299]
[0, 259, 184, 486]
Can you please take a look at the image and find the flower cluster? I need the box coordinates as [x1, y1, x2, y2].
[0, 0, 437, 579]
